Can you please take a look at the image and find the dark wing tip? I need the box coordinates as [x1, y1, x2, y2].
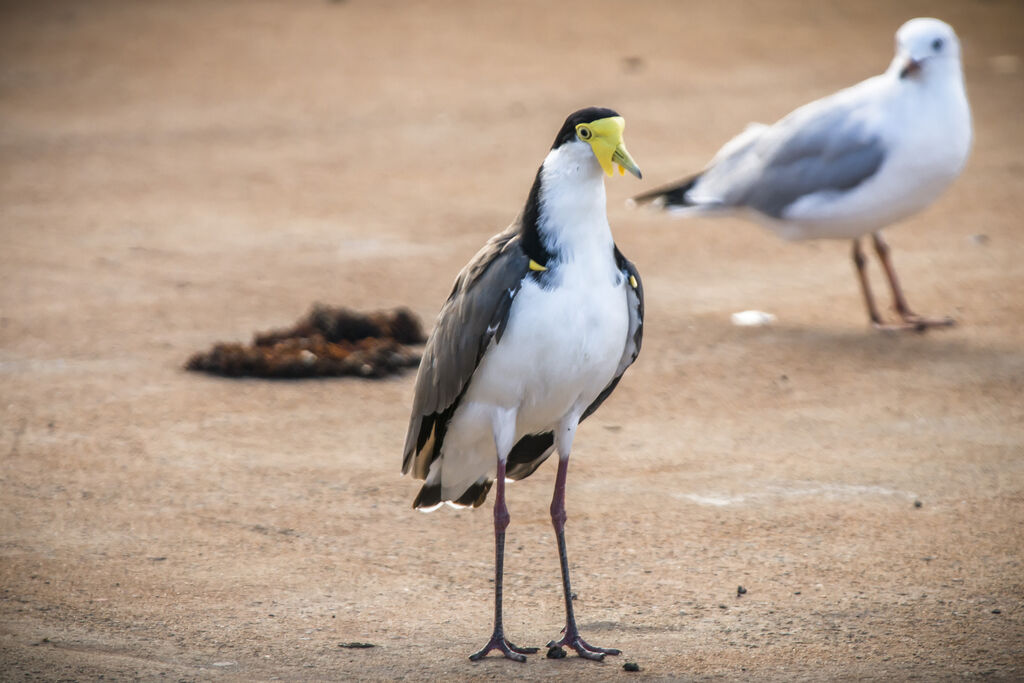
[413, 479, 493, 510]
[412, 482, 442, 510]
[505, 432, 556, 481]
[455, 480, 493, 508]
[631, 173, 701, 208]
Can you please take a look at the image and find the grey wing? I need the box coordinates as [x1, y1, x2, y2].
[693, 95, 887, 218]
[402, 225, 530, 479]
[505, 248, 644, 481]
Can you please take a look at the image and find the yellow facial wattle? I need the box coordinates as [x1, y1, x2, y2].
[576, 116, 641, 179]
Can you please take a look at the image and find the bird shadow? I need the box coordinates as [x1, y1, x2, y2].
[717, 320, 1024, 379]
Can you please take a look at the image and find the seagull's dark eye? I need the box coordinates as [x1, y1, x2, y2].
[576, 125, 592, 141]
[932, 38, 944, 52]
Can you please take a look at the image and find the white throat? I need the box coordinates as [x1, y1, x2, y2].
[536, 140, 613, 260]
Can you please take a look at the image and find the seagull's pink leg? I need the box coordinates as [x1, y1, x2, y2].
[871, 232, 954, 330]
[852, 238, 885, 327]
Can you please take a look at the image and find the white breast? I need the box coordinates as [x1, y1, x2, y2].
[472, 259, 629, 434]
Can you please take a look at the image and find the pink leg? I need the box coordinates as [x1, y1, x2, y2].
[871, 232, 954, 331]
[852, 238, 885, 327]
[469, 458, 539, 662]
[546, 455, 621, 661]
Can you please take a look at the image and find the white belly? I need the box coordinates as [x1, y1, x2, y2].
[437, 263, 629, 496]
[773, 157, 963, 241]
[472, 273, 629, 433]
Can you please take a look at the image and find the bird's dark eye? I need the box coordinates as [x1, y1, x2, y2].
[577, 125, 592, 141]
[932, 38, 944, 52]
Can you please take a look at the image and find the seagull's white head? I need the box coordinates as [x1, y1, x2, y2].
[891, 18, 962, 81]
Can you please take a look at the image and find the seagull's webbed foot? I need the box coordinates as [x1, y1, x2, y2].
[547, 631, 621, 661]
[865, 233, 955, 333]
[872, 314, 956, 333]
[469, 632, 539, 662]
[901, 313, 956, 331]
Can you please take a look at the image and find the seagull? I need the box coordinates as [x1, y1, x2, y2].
[402, 107, 644, 662]
[632, 18, 972, 331]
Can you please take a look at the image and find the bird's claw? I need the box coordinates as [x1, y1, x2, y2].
[546, 634, 621, 661]
[469, 633, 539, 662]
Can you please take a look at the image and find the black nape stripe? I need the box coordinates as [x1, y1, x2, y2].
[520, 107, 622, 267]
[519, 166, 553, 267]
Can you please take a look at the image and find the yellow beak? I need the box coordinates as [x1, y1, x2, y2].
[579, 116, 642, 179]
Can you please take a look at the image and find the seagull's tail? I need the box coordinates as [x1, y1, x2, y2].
[628, 173, 703, 211]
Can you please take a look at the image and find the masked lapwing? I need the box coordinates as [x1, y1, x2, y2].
[402, 107, 644, 661]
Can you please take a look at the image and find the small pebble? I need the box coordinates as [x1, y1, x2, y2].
[992, 609, 1001, 615]
[914, 500, 923, 508]
[624, 661, 641, 672]
[546, 645, 567, 659]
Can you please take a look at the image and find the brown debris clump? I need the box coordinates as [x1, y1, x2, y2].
[186, 305, 426, 379]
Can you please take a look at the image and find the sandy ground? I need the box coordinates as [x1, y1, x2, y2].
[2, 1, 1023, 680]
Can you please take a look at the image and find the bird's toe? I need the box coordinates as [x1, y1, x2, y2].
[469, 633, 537, 662]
